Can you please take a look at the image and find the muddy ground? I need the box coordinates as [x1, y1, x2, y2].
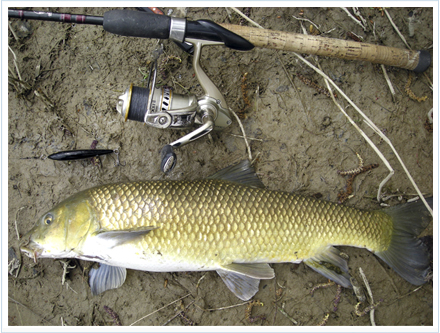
[7, 7, 434, 327]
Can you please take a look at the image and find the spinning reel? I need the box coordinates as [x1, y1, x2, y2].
[116, 39, 233, 173]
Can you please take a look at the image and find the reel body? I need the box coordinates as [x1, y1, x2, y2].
[116, 39, 233, 172]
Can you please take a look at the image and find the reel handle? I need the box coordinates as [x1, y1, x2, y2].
[160, 112, 215, 173]
[160, 145, 177, 173]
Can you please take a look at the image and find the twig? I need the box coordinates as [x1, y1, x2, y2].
[229, 133, 263, 142]
[352, 8, 368, 30]
[381, 64, 396, 102]
[59, 260, 76, 285]
[276, 305, 298, 325]
[229, 108, 252, 161]
[292, 15, 320, 31]
[229, 7, 264, 28]
[196, 273, 206, 289]
[374, 258, 400, 296]
[340, 7, 368, 31]
[251, 152, 261, 165]
[8, 21, 20, 41]
[162, 300, 195, 326]
[358, 267, 376, 326]
[195, 300, 252, 312]
[129, 293, 191, 326]
[65, 283, 78, 294]
[383, 8, 411, 49]
[14, 206, 27, 240]
[8, 296, 53, 325]
[8, 45, 22, 81]
[388, 285, 424, 305]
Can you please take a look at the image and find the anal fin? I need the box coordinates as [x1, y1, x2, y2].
[217, 270, 261, 301]
[221, 263, 274, 279]
[304, 246, 352, 288]
[217, 263, 274, 301]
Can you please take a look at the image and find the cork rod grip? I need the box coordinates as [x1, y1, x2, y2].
[220, 24, 431, 73]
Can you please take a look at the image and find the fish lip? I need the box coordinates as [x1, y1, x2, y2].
[20, 241, 43, 263]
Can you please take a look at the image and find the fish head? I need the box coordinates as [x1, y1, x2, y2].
[20, 191, 95, 261]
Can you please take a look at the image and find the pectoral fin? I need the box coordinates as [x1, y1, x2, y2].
[304, 246, 352, 288]
[217, 263, 274, 301]
[89, 263, 127, 295]
[95, 226, 158, 248]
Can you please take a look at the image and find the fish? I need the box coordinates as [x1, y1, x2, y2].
[19, 160, 432, 300]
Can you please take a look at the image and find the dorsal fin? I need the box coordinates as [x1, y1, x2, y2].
[207, 160, 264, 188]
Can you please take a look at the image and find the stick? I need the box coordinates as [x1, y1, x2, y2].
[8, 296, 53, 325]
[383, 8, 411, 50]
[8, 45, 22, 81]
[340, 7, 368, 31]
[229, 108, 253, 162]
[358, 267, 376, 326]
[195, 300, 252, 312]
[229, 133, 263, 142]
[129, 293, 191, 326]
[292, 15, 320, 31]
[162, 300, 195, 326]
[277, 305, 298, 325]
[14, 206, 26, 240]
[381, 64, 396, 102]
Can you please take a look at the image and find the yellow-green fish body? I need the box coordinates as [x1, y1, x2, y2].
[20, 161, 432, 300]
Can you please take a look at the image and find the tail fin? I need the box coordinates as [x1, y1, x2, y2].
[375, 197, 433, 285]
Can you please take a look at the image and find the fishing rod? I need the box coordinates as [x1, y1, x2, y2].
[9, 8, 431, 172]
[9, 8, 431, 72]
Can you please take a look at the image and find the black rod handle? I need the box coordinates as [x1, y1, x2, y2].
[103, 10, 171, 39]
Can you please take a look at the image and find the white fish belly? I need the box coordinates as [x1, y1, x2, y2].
[81, 239, 219, 273]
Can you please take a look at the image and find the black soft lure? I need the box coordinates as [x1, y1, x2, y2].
[48, 149, 114, 161]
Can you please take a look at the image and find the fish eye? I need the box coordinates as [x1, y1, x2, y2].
[44, 213, 53, 225]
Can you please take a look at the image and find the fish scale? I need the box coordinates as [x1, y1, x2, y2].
[88, 179, 392, 265]
[20, 160, 431, 300]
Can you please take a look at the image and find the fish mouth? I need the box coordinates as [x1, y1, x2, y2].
[19, 240, 43, 263]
